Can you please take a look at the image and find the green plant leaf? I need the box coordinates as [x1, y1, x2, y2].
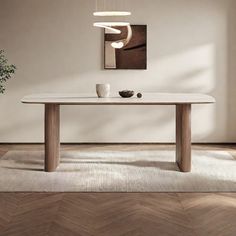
[0, 50, 16, 93]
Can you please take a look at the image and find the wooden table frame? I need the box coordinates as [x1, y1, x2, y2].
[22, 93, 215, 173]
[44, 103, 192, 172]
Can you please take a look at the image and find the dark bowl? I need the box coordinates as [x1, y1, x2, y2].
[119, 90, 135, 98]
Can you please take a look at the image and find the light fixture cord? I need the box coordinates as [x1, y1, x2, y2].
[103, 0, 106, 11]
[94, 0, 130, 15]
[95, 0, 98, 11]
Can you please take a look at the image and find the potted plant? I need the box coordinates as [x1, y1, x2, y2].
[0, 50, 16, 93]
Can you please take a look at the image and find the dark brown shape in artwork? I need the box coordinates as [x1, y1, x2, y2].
[105, 25, 147, 70]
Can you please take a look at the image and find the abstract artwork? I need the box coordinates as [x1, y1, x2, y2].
[104, 25, 147, 69]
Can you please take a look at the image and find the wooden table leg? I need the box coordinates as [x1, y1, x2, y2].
[176, 104, 191, 172]
[45, 104, 60, 172]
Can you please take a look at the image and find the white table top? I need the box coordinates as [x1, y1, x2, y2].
[21, 93, 215, 105]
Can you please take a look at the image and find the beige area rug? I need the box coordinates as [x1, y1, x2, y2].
[0, 150, 235, 192]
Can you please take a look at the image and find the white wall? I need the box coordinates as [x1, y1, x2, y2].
[0, 0, 235, 143]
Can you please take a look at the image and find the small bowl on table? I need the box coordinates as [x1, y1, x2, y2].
[119, 90, 135, 98]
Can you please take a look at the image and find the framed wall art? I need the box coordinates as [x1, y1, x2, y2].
[104, 25, 147, 70]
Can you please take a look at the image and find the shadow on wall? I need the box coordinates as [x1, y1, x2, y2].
[141, 44, 217, 141]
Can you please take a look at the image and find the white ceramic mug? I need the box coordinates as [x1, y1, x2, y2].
[96, 84, 110, 98]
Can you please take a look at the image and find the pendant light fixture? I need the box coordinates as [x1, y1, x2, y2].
[93, 0, 132, 43]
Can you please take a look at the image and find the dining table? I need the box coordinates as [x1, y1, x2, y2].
[21, 93, 215, 172]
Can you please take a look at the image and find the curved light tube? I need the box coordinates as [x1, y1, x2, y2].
[93, 11, 131, 16]
[93, 22, 130, 34]
[111, 25, 133, 49]
[94, 23, 121, 34]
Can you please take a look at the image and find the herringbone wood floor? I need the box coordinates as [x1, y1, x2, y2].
[0, 144, 236, 236]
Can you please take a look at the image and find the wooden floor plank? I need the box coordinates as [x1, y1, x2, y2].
[0, 193, 235, 236]
[0, 193, 23, 232]
[1, 193, 63, 236]
[178, 193, 236, 236]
